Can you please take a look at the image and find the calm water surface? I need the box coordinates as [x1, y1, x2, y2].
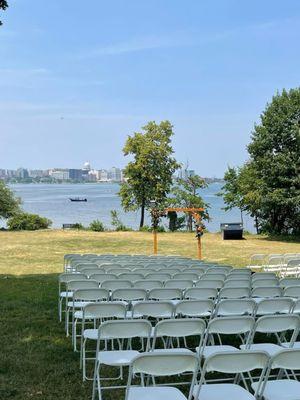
[8, 183, 255, 232]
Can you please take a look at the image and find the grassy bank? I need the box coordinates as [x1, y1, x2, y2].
[0, 230, 299, 275]
[1, 231, 299, 399]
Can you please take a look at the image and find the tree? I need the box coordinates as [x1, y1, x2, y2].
[219, 167, 244, 223]
[0, 180, 20, 219]
[119, 121, 180, 228]
[220, 88, 300, 235]
[0, 1, 8, 26]
[169, 175, 209, 231]
[247, 88, 300, 235]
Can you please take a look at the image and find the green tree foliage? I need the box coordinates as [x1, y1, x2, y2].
[119, 121, 180, 228]
[0, 0, 8, 25]
[221, 88, 300, 235]
[8, 212, 52, 230]
[0, 180, 20, 219]
[169, 175, 210, 231]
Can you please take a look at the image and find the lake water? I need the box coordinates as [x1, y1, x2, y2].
[8, 183, 255, 232]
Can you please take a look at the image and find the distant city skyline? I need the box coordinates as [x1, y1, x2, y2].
[1, 1, 300, 175]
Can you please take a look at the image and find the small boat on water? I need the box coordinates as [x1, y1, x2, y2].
[69, 197, 87, 202]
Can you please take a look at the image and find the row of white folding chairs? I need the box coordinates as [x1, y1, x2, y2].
[95, 349, 300, 400]
[77, 312, 300, 394]
[66, 288, 300, 349]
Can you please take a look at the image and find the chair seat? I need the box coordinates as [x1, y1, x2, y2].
[281, 341, 300, 348]
[83, 329, 98, 340]
[240, 343, 282, 356]
[197, 345, 238, 358]
[97, 350, 139, 366]
[251, 379, 300, 400]
[60, 291, 73, 298]
[127, 386, 188, 400]
[193, 383, 255, 400]
[67, 301, 91, 308]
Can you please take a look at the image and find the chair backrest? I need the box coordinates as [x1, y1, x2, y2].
[252, 279, 279, 288]
[206, 316, 255, 336]
[101, 280, 133, 290]
[202, 273, 227, 281]
[280, 278, 300, 288]
[67, 280, 99, 291]
[126, 352, 199, 400]
[184, 287, 218, 300]
[268, 256, 283, 266]
[175, 299, 214, 317]
[252, 286, 283, 298]
[132, 268, 155, 276]
[152, 318, 206, 349]
[111, 288, 147, 302]
[219, 287, 251, 299]
[195, 350, 269, 400]
[108, 268, 131, 275]
[268, 348, 300, 370]
[284, 286, 300, 298]
[173, 272, 199, 281]
[250, 314, 300, 347]
[215, 299, 256, 317]
[98, 319, 152, 341]
[195, 279, 224, 289]
[252, 272, 277, 281]
[75, 263, 99, 272]
[132, 301, 174, 319]
[59, 273, 87, 284]
[255, 298, 293, 316]
[73, 288, 109, 302]
[228, 268, 252, 276]
[83, 302, 126, 320]
[223, 280, 251, 288]
[145, 273, 172, 281]
[148, 288, 182, 300]
[133, 280, 163, 290]
[292, 299, 300, 314]
[118, 273, 144, 281]
[164, 279, 193, 289]
[80, 268, 103, 277]
[89, 273, 118, 283]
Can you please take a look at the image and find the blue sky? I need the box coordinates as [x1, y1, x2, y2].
[0, 0, 300, 176]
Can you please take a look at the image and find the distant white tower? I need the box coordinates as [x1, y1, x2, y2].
[83, 161, 91, 171]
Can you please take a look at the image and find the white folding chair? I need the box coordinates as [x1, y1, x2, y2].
[111, 288, 147, 306]
[223, 280, 251, 288]
[92, 320, 152, 400]
[255, 298, 293, 316]
[152, 318, 206, 353]
[193, 350, 269, 400]
[284, 286, 300, 298]
[71, 288, 109, 350]
[125, 352, 199, 400]
[58, 272, 88, 321]
[173, 272, 199, 281]
[280, 278, 300, 288]
[118, 273, 144, 281]
[252, 272, 277, 281]
[198, 316, 255, 359]
[252, 349, 300, 400]
[252, 279, 279, 289]
[80, 302, 127, 381]
[201, 273, 227, 281]
[145, 273, 172, 281]
[215, 299, 256, 317]
[241, 314, 300, 356]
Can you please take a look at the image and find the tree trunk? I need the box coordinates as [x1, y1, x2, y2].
[139, 198, 145, 228]
[240, 209, 244, 225]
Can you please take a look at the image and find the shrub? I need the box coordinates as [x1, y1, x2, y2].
[89, 220, 105, 232]
[7, 212, 52, 231]
[72, 222, 85, 230]
[139, 225, 166, 232]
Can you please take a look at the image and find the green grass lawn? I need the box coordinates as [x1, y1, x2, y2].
[1, 230, 299, 399]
